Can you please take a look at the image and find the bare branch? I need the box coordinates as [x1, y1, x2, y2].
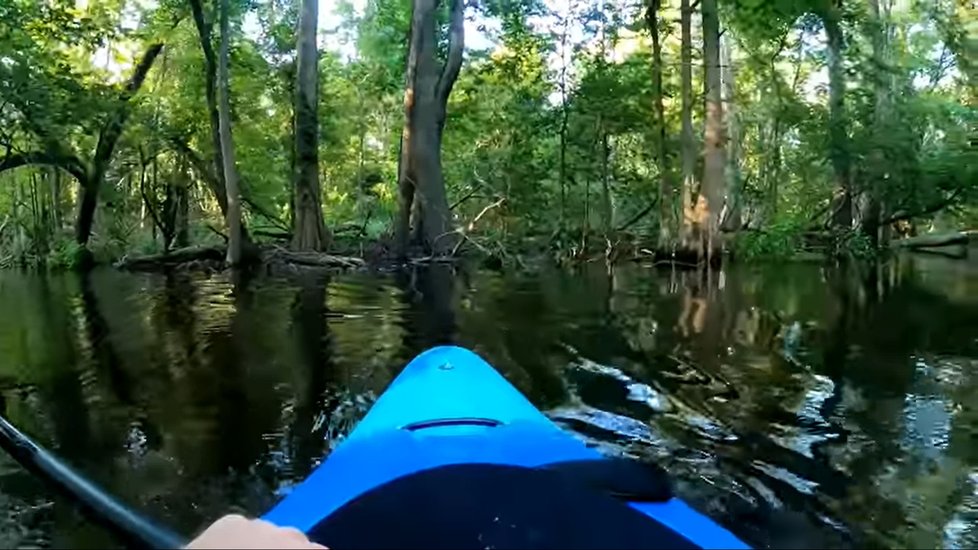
[0, 151, 87, 183]
[881, 188, 964, 225]
[466, 197, 505, 232]
[91, 43, 164, 177]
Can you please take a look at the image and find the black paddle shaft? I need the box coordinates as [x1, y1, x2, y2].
[0, 413, 186, 549]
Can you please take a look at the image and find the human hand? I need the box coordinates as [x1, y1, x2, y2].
[186, 514, 328, 549]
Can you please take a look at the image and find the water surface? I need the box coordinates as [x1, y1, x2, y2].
[0, 254, 976, 548]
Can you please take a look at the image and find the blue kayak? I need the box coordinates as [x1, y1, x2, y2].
[264, 346, 749, 549]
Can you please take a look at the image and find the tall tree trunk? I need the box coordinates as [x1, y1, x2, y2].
[50, 166, 61, 232]
[601, 129, 612, 231]
[218, 0, 243, 266]
[559, 7, 570, 229]
[700, 0, 726, 261]
[679, 0, 697, 247]
[720, 30, 742, 231]
[821, 2, 853, 228]
[152, 154, 160, 243]
[175, 156, 190, 248]
[861, 0, 889, 246]
[188, 0, 229, 218]
[395, 0, 464, 257]
[292, 0, 330, 251]
[646, 0, 674, 246]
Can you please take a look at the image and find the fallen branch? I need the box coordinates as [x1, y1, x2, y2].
[206, 224, 228, 243]
[882, 189, 963, 225]
[908, 245, 968, 259]
[264, 247, 365, 269]
[116, 245, 226, 270]
[242, 195, 289, 232]
[616, 200, 657, 232]
[253, 229, 291, 240]
[410, 255, 459, 265]
[449, 187, 482, 210]
[890, 231, 969, 249]
[451, 230, 492, 257]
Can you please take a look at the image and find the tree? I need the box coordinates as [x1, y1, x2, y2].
[699, 0, 727, 261]
[394, 0, 465, 256]
[0, 43, 163, 253]
[678, 0, 698, 249]
[720, 30, 743, 231]
[292, 0, 330, 251]
[218, 0, 243, 265]
[859, 0, 889, 246]
[188, 0, 231, 219]
[1, 0, 975, 267]
[645, 0, 674, 246]
[818, 1, 853, 229]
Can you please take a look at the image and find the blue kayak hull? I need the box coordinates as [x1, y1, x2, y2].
[264, 346, 748, 549]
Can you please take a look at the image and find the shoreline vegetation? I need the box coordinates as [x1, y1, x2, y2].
[0, 0, 974, 274]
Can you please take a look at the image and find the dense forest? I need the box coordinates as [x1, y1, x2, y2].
[0, 0, 975, 270]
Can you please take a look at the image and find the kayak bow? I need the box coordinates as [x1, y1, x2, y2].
[0, 346, 749, 549]
[265, 345, 750, 549]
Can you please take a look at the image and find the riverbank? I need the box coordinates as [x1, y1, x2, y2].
[2, 226, 974, 275]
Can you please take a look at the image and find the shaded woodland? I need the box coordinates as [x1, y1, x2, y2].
[0, 0, 975, 269]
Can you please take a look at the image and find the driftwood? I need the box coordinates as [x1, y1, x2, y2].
[116, 245, 226, 270]
[117, 244, 367, 271]
[909, 245, 968, 259]
[890, 231, 970, 249]
[263, 247, 366, 269]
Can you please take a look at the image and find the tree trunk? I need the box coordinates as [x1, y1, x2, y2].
[292, 0, 330, 251]
[175, 156, 190, 248]
[50, 166, 61, 232]
[152, 154, 160, 243]
[395, 131, 414, 256]
[395, 0, 464, 257]
[679, 0, 697, 248]
[646, 0, 674, 246]
[700, 0, 726, 261]
[720, 31, 742, 231]
[188, 0, 229, 218]
[821, 3, 853, 228]
[163, 161, 179, 253]
[861, 0, 890, 246]
[559, 7, 570, 229]
[218, 0, 243, 266]
[74, 178, 99, 246]
[601, 130, 612, 231]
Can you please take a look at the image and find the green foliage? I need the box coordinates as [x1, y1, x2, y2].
[0, 0, 974, 267]
[733, 219, 806, 260]
[46, 239, 86, 270]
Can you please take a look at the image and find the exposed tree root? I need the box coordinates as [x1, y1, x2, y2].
[115, 245, 226, 270]
[263, 247, 366, 269]
[116, 245, 366, 271]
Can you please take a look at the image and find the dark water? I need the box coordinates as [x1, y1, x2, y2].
[0, 254, 976, 549]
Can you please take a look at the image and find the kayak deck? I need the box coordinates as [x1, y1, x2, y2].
[264, 346, 749, 549]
